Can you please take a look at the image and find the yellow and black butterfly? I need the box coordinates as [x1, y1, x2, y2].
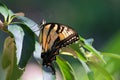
[39, 23, 79, 74]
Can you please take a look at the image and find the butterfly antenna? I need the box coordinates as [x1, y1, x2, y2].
[41, 19, 46, 25]
[37, 19, 46, 30]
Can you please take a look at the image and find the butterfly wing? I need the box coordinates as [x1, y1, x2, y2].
[39, 23, 79, 74]
[40, 23, 60, 52]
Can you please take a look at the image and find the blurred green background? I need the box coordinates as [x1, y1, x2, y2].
[0, 0, 120, 80]
[1, 0, 120, 49]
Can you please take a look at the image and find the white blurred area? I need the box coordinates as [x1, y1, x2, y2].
[21, 61, 62, 80]
[21, 62, 43, 80]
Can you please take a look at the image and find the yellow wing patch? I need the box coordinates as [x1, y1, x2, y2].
[42, 24, 51, 52]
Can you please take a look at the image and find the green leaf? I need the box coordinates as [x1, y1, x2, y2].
[33, 41, 42, 61]
[103, 31, 120, 53]
[102, 32, 120, 79]
[8, 10, 15, 24]
[16, 16, 40, 36]
[2, 36, 23, 80]
[8, 23, 35, 68]
[102, 52, 120, 59]
[79, 60, 95, 80]
[60, 55, 89, 80]
[0, 3, 15, 24]
[0, 3, 9, 22]
[87, 72, 94, 80]
[79, 36, 106, 63]
[56, 56, 75, 80]
[60, 43, 87, 61]
[69, 43, 87, 61]
[88, 62, 113, 80]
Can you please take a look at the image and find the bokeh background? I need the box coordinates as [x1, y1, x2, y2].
[0, 0, 120, 80]
[1, 0, 120, 49]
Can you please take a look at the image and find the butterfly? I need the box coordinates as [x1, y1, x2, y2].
[39, 23, 79, 74]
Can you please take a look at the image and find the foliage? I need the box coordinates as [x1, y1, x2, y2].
[0, 3, 120, 80]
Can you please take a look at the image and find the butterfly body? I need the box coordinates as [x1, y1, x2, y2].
[39, 23, 79, 74]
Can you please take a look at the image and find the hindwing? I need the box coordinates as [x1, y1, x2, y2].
[39, 23, 79, 74]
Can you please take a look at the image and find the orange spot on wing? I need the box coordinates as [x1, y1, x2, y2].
[59, 33, 65, 40]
